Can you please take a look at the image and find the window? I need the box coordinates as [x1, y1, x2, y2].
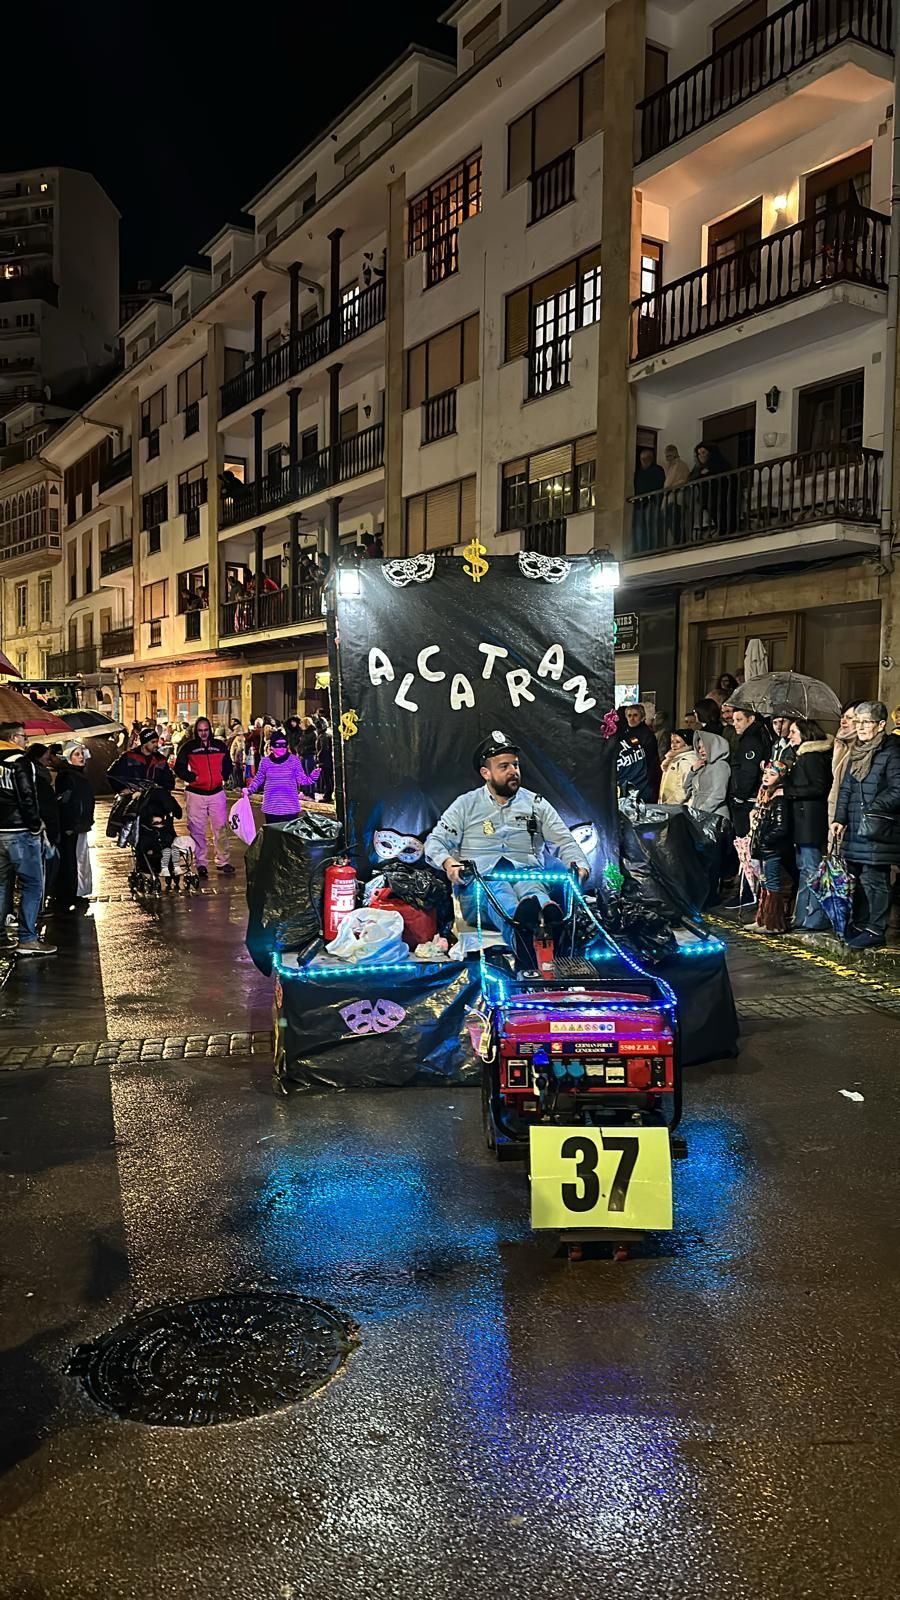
[505, 247, 601, 396]
[463, 5, 500, 62]
[339, 406, 358, 441]
[177, 567, 209, 613]
[712, 0, 767, 53]
[63, 438, 113, 516]
[140, 387, 166, 438]
[264, 226, 277, 248]
[149, 621, 162, 647]
[797, 371, 864, 453]
[38, 574, 52, 623]
[211, 675, 242, 725]
[501, 436, 596, 530]
[178, 463, 207, 537]
[16, 312, 35, 328]
[216, 259, 232, 287]
[15, 582, 27, 629]
[267, 444, 286, 479]
[174, 296, 189, 324]
[340, 282, 361, 341]
[16, 651, 28, 677]
[406, 314, 479, 408]
[508, 60, 604, 189]
[644, 43, 668, 98]
[141, 485, 168, 529]
[640, 240, 663, 299]
[702, 403, 756, 468]
[177, 356, 207, 412]
[408, 152, 483, 286]
[223, 455, 247, 483]
[25, 429, 46, 458]
[175, 681, 200, 721]
[142, 580, 167, 622]
[224, 347, 247, 385]
[406, 476, 476, 554]
[805, 147, 872, 218]
[300, 428, 318, 459]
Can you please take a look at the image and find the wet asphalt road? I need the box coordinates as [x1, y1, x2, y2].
[1, 821, 899, 1599]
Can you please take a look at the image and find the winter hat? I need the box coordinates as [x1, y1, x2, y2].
[63, 739, 90, 761]
[138, 726, 158, 747]
[270, 731, 289, 750]
[765, 757, 788, 780]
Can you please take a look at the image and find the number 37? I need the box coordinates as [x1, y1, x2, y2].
[560, 1133, 639, 1214]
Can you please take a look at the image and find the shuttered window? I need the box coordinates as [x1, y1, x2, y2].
[504, 247, 601, 360]
[142, 580, 167, 621]
[406, 314, 480, 407]
[501, 437, 596, 529]
[405, 475, 477, 554]
[141, 486, 168, 529]
[507, 58, 605, 187]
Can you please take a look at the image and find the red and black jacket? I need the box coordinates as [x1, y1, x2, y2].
[175, 737, 233, 794]
[108, 747, 175, 794]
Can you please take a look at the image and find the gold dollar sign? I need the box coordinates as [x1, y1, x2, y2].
[462, 537, 489, 584]
[339, 708, 359, 740]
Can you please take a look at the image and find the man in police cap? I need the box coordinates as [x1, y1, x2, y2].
[425, 731, 589, 941]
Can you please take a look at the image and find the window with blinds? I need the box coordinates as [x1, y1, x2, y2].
[406, 314, 479, 408]
[505, 248, 601, 396]
[142, 579, 167, 621]
[501, 436, 596, 530]
[508, 58, 604, 187]
[141, 486, 168, 529]
[406, 476, 477, 554]
[140, 387, 167, 437]
[176, 356, 207, 412]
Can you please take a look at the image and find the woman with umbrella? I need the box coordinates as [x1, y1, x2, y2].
[832, 701, 900, 948]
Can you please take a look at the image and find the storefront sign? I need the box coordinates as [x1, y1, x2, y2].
[614, 612, 639, 654]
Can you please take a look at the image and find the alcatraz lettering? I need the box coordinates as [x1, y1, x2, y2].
[367, 641, 598, 716]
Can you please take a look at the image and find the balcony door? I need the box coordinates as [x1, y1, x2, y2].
[702, 403, 756, 471]
[710, 0, 767, 113]
[708, 200, 762, 321]
[804, 147, 872, 277]
[696, 611, 799, 704]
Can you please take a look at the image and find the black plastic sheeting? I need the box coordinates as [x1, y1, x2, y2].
[659, 953, 739, 1065]
[276, 960, 481, 1088]
[327, 554, 619, 888]
[621, 803, 723, 917]
[245, 813, 343, 976]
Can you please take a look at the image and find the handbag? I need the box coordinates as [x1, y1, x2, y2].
[858, 807, 900, 845]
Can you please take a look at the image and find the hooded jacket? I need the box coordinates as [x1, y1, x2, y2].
[684, 731, 732, 817]
[0, 744, 42, 833]
[108, 746, 175, 793]
[175, 735, 233, 795]
[730, 718, 772, 806]
[784, 738, 833, 850]
[659, 747, 695, 805]
[55, 761, 96, 833]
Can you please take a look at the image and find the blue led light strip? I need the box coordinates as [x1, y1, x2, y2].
[275, 957, 423, 980]
[570, 880, 678, 1011]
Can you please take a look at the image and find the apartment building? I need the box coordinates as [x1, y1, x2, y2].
[38, 0, 899, 730]
[0, 168, 120, 417]
[620, 0, 897, 716]
[0, 401, 69, 679]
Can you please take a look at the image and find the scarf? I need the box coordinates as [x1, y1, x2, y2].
[847, 729, 885, 783]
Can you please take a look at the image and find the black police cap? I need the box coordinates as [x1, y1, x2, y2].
[473, 731, 519, 771]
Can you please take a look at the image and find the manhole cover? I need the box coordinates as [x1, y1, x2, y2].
[69, 1292, 357, 1427]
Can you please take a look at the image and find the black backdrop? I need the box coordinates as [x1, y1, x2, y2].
[328, 554, 619, 885]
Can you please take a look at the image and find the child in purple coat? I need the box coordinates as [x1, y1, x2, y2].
[247, 730, 307, 825]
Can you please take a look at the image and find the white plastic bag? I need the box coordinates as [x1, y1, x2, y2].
[229, 792, 257, 846]
[326, 908, 408, 964]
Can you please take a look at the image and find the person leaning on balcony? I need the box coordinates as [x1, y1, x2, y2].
[689, 442, 734, 539]
[632, 447, 665, 552]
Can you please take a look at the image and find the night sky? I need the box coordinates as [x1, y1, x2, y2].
[3, 0, 450, 287]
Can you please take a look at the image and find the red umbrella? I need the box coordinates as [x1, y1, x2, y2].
[0, 651, 22, 678]
[0, 685, 71, 737]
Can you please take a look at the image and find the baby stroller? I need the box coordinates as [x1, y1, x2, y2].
[108, 784, 199, 897]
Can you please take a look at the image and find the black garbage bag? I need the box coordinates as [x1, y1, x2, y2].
[378, 859, 455, 939]
[620, 803, 716, 916]
[603, 891, 678, 960]
[276, 959, 481, 1088]
[245, 814, 344, 976]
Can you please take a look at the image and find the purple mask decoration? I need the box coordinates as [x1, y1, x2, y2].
[340, 998, 407, 1036]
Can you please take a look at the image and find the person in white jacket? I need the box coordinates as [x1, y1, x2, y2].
[659, 728, 696, 804]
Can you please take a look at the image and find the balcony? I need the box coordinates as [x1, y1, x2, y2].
[220, 423, 384, 530]
[638, 0, 893, 166]
[219, 277, 386, 417]
[630, 202, 888, 385]
[98, 446, 132, 496]
[100, 625, 135, 660]
[0, 525, 62, 574]
[422, 388, 457, 444]
[0, 273, 58, 306]
[45, 646, 100, 678]
[625, 444, 881, 582]
[184, 400, 200, 437]
[184, 609, 202, 642]
[100, 538, 133, 579]
[530, 150, 576, 225]
[220, 582, 321, 639]
[520, 518, 568, 557]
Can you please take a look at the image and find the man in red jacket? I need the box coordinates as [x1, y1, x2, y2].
[174, 716, 234, 878]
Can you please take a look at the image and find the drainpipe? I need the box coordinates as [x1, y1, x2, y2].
[879, 6, 900, 575]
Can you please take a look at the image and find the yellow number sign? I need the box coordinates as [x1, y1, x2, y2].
[529, 1125, 673, 1232]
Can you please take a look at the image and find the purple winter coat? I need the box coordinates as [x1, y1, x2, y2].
[248, 753, 306, 816]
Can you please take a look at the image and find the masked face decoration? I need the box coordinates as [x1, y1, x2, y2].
[372, 829, 425, 864]
[571, 821, 600, 858]
[340, 998, 407, 1036]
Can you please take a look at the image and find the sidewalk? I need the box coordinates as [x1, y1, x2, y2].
[0, 800, 273, 1062]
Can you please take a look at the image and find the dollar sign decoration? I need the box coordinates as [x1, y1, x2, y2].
[462, 537, 489, 584]
[339, 709, 359, 740]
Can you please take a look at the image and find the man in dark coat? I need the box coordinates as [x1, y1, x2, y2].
[730, 708, 771, 838]
[107, 727, 175, 793]
[622, 703, 661, 802]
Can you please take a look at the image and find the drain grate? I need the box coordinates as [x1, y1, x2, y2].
[69, 1292, 357, 1427]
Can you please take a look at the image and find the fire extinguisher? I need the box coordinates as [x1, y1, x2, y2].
[323, 857, 357, 941]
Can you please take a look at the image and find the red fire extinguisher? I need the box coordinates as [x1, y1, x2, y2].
[323, 857, 357, 941]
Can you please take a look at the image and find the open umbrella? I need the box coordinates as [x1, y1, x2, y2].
[60, 709, 126, 738]
[731, 672, 841, 721]
[0, 685, 71, 738]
